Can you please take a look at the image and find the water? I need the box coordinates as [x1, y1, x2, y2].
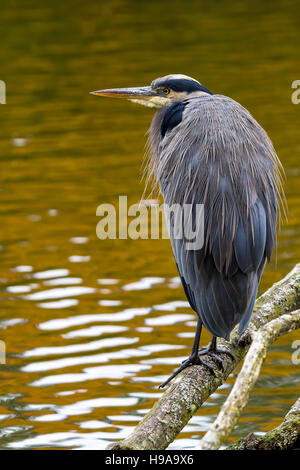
[0, 0, 299, 449]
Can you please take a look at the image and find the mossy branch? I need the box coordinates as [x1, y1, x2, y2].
[196, 310, 300, 450]
[228, 397, 300, 450]
[107, 264, 300, 450]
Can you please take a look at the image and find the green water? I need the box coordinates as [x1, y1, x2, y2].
[0, 0, 299, 449]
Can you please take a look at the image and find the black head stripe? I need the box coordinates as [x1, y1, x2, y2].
[197, 84, 213, 95]
[154, 78, 213, 95]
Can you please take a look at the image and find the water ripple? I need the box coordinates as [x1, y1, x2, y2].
[30, 364, 151, 386]
[39, 308, 151, 330]
[43, 277, 83, 286]
[22, 347, 148, 372]
[145, 313, 194, 326]
[38, 299, 79, 309]
[23, 337, 138, 357]
[24, 286, 96, 301]
[122, 277, 165, 291]
[62, 325, 128, 339]
[32, 269, 69, 279]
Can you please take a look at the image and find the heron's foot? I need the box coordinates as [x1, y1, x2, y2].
[198, 345, 235, 372]
[158, 354, 215, 389]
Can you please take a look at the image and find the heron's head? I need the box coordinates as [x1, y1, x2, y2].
[90, 74, 212, 109]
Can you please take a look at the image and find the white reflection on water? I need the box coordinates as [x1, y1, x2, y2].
[48, 209, 58, 216]
[33, 269, 69, 279]
[11, 265, 33, 273]
[131, 374, 167, 384]
[142, 356, 187, 365]
[97, 279, 119, 285]
[8, 429, 132, 450]
[177, 332, 195, 338]
[140, 344, 185, 353]
[22, 347, 148, 372]
[31, 413, 66, 422]
[24, 337, 138, 357]
[39, 307, 151, 330]
[43, 277, 82, 286]
[168, 438, 199, 450]
[122, 277, 165, 291]
[55, 389, 87, 396]
[98, 288, 112, 294]
[0, 318, 27, 329]
[30, 364, 151, 386]
[79, 420, 114, 429]
[136, 326, 153, 333]
[68, 256, 91, 263]
[62, 325, 128, 339]
[69, 237, 88, 244]
[6, 285, 33, 293]
[98, 300, 122, 306]
[145, 313, 194, 326]
[57, 396, 139, 416]
[153, 300, 190, 311]
[0, 414, 15, 421]
[24, 286, 96, 301]
[129, 392, 163, 399]
[107, 414, 140, 422]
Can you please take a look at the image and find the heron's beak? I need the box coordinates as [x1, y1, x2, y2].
[90, 85, 171, 108]
[90, 86, 154, 100]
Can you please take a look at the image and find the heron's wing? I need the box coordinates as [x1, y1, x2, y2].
[158, 96, 279, 339]
[167, 197, 271, 339]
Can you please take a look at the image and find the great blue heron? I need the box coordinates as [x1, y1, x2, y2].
[91, 74, 284, 388]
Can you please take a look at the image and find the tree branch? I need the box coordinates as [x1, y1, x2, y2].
[195, 310, 300, 450]
[107, 264, 300, 450]
[228, 397, 300, 450]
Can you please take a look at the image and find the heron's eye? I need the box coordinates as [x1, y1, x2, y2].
[156, 87, 170, 95]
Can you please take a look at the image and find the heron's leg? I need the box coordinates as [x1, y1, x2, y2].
[198, 336, 235, 371]
[159, 319, 215, 389]
[188, 317, 202, 360]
